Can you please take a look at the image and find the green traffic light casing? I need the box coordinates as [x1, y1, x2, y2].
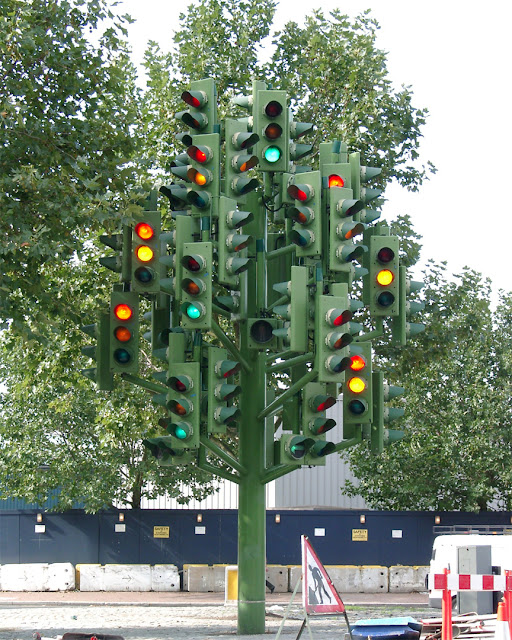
[343, 341, 373, 435]
[80, 311, 114, 391]
[286, 170, 322, 257]
[224, 118, 260, 201]
[391, 266, 426, 346]
[180, 241, 213, 329]
[321, 162, 351, 191]
[143, 435, 195, 466]
[275, 434, 315, 465]
[176, 77, 217, 135]
[217, 196, 253, 288]
[272, 265, 309, 353]
[131, 210, 161, 293]
[253, 89, 289, 172]
[328, 186, 366, 274]
[207, 346, 241, 434]
[163, 215, 198, 304]
[110, 289, 139, 374]
[370, 370, 405, 454]
[186, 133, 220, 216]
[247, 318, 279, 350]
[365, 234, 400, 317]
[301, 382, 337, 466]
[315, 293, 353, 384]
[166, 361, 201, 450]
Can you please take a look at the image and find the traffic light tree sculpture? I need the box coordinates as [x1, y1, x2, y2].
[81, 78, 424, 634]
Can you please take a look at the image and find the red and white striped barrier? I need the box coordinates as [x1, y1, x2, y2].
[432, 572, 512, 592]
[433, 569, 512, 640]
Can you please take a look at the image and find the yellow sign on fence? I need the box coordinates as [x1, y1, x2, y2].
[153, 526, 170, 539]
[352, 528, 368, 542]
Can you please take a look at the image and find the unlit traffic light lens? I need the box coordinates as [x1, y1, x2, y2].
[265, 101, 283, 118]
[114, 326, 132, 343]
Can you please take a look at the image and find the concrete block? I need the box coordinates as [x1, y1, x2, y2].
[103, 564, 151, 591]
[212, 565, 229, 592]
[78, 564, 105, 591]
[0, 563, 48, 591]
[361, 566, 388, 592]
[151, 565, 180, 591]
[389, 565, 429, 592]
[328, 566, 388, 593]
[289, 565, 302, 592]
[0, 563, 74, 591]
[328, 565, 361, 593]
[186, 564, 214, 592]
[47, 563, 75, 591]
[267, 565, 288, 593]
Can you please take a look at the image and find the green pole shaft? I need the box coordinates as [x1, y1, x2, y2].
[238, 351, 266, 634]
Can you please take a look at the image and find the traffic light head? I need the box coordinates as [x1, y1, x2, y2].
[286, 171, 322, 257]
[131, 211, 161, 293]
[366, 234, 400, 317]
[276, 434, 315, 465]
[343, 342, 373, 431]
[165, 362, 200, 450]
[315, 294, 354, 383]
[110, 290, 139, 374]
[180, 242, 213, 329]
[207, 347, 241, 434]
[253, 89, 289, 172]
[176, 78, 217, 135]
[185, 133, 220, 215]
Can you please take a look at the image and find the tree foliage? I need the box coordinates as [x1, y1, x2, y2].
[343, 264, 512, 511]
[0, 0, 436, 511]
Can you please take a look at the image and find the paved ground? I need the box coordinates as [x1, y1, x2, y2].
[0, 592, 437, 640]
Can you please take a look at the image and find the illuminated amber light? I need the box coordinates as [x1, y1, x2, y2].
[136, 245, 154, 263]
[376, 269, 394, 286]
[348, 376, 366, 394]
[114, 304, 133, 321]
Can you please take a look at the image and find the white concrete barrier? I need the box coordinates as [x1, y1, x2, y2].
[0, 563, 75, 591]
[151, 564, 180, 591]
[389, 565, 429, 592]
[78, 564, 180, 591]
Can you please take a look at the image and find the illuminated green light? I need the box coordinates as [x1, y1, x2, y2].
[175, 426, 188, 440]
[185, 303, 201, 319]
[264, 146, 281, 163]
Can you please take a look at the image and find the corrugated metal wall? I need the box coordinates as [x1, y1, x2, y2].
[139, 398, 367, 510]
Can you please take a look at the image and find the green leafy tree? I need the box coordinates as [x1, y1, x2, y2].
[0, 0, 142, 333]
[343, 264, 512, 511]
[141, 0, 434, 190]
[0, 258, 216, 511]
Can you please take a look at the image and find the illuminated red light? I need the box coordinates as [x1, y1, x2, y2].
[135, 222, 154, 241]
[349, 355, 366, 372]
[114, 304, 133, 322]
[328, 175, 345, 188]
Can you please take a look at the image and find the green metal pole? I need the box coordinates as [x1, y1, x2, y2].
[237, 350, 267, 634]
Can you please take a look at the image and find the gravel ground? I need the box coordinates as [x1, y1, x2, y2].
[0, 600, 439, 640]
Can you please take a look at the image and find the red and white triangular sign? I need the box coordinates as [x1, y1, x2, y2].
[302, 534, 345, 615]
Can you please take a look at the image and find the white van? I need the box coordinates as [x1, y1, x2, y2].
[428, 534, 512, 608]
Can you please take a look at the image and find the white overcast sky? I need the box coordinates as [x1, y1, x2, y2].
[117, 0, 512, 298]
